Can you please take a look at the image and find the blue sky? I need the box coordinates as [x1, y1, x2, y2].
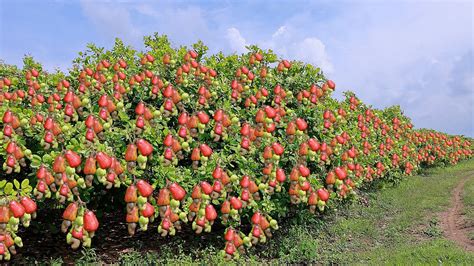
[0, 0, 473, 136]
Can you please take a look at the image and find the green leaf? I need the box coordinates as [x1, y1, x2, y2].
[119, 111, 129, 121]
[14, 179, 21, 190]
[43, 154, 52, 163]
[30, 154, 42, 168]
[21, 179, 30, 189]
[0, 180, 6, 188]
[4, 183, 13, 194]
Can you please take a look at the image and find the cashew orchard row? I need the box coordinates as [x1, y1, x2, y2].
[0, 35, 472, 260]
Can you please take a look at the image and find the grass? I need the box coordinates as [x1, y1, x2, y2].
[25, 159, 474, 265]
[462, 170, 474, 241]
[463, 170, 474, 221]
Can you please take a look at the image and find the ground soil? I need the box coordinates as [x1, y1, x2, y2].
[12, 208, 228, 265]
[439, 171, 474, 252]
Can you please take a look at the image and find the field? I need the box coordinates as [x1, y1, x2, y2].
[15, 159, 474, 264]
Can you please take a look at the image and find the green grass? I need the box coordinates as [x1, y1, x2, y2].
[26, 160, 474, 265]
[463, 171, 474, 221]
[462, 170, 474, 241]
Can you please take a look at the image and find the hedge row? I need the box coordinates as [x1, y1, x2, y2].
[0, 34, 472, 260]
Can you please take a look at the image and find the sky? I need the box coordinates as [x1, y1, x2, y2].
[0, 0, 473, 137]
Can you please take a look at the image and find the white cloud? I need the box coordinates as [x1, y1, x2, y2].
[293, 38, 334, 73]
[80, 0, 141, 44]
[272, 26, 288, 38]
[226, 25, 334, 74]
[226, 27, 248, 53]
[322, 2, 473, 135]
[131, 4, 211, 48]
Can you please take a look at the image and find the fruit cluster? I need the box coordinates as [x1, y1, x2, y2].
[0, 196, 36, 260]
[0, 35, 472, 260]
[61, 202, 98, 250]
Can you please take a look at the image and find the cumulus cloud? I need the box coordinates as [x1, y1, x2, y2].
[79, 0, 141, 44]
[322, 2, 473, 136]
[448, 51, 473, 96]
[268, 32, 334, 74]
[226, 27, 248, 54]
[293, 38, 334, 73]
[225, 25, 334, 73]
[130, 3, 211, 49]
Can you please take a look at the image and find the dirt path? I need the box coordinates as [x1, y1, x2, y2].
[440, 171, 474, 252]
